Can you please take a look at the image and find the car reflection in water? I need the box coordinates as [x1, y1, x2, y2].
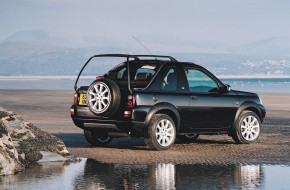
[74, 159, 263, 190]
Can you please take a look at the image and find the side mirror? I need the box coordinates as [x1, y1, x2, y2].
[225, 84, 231, 92]
[209, 87, 220, 94]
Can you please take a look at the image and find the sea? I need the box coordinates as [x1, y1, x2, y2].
[0, 77, 289, 94]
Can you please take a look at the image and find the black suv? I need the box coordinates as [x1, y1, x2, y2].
[71, 54, 266, 150]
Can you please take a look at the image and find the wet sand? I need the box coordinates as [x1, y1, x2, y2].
[0, 90, 289, 164]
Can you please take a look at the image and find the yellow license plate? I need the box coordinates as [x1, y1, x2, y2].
[79, 94, 87, 105]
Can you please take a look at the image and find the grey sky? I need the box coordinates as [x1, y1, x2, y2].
[1, 0, 290, 46]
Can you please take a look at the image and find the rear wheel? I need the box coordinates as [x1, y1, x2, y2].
[177, 134, 199, 143]
[84, 130, 112, 147]
[144, 114, 176, 151]
[231, 111, 261, 144]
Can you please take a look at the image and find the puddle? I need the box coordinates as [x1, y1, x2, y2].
[0, 159, 290, 190]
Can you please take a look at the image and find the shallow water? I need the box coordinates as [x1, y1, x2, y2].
[0, 77, 290, 93]
[0, 159, 290, 190]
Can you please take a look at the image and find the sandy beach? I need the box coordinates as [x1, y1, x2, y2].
[0, 90, 289, 164]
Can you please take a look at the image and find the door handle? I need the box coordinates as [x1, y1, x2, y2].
[191, 96, 198, 100]
[152, 96, 158, 102]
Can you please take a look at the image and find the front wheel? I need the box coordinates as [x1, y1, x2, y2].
[231, 111, 261, 144]
[144, 114, 176, 151]
[84, 130, 112, 147]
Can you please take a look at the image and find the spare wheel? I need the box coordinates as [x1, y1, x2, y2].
[87, 78, 121, 116]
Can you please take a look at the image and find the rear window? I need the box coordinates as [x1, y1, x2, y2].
[77, 57, 126, 88]
[109, 62, 159, 80]
[75, 57, 165, 90]
[107, 62, 161, 89]
[134, 65, 156, 79]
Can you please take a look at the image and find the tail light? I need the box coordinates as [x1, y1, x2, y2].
[96, 76, 103, 80]
[123, 111, 131, 118]
[127, 95, 136, 109]
[73, 93, 78, 105]
[70, 108, 75, 116]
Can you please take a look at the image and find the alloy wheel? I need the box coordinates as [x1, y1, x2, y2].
[241, 115, 260, 141]
[87, 82, 111, 113]
[155, 119, 175, 147]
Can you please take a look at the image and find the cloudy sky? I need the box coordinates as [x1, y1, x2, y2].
[1, 0, 290, 47]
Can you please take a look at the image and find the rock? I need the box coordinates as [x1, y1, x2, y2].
[0, 106, 5, 111]
[38, 151, 66, 163]
[0, 121, 24, 175]
[0, 107, 75, 175]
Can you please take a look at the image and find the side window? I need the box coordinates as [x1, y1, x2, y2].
[185, 68, 218, 93]
[134, 65, 156, 80]
[118, 67, 126, 79]
[161, 67, 177, 91]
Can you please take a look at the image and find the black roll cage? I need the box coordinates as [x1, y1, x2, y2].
[74, 54, 177, 93]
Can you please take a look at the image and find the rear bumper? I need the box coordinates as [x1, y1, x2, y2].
[71, 106, 145, 134]
[72, 117, 144, 132]
[71, 105, 148, 134]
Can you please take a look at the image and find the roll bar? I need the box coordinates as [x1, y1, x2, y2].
[74, 54, 177, 92]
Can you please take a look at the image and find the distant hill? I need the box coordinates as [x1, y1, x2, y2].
[1, 30, 290, 76]
[0, 30, 127, 76]
[172, 53, 290, 76]
[230, 36, 290, 58]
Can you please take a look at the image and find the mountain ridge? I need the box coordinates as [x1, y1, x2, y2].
[1, 30, 290, 76]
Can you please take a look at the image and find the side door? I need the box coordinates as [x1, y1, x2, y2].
[182, 66, 235, 132]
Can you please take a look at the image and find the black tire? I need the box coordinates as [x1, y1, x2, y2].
[144, 114, 176, 151]
[231, 111, 261, 144]
[84, 130, 112, 147]
[177, 134, 199, 143]
[86, 78, 121, 117]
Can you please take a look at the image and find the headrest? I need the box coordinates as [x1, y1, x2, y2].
[167, 73, 176, 83]
[122, 73, 128, 80]
[136, 73, 152, 81]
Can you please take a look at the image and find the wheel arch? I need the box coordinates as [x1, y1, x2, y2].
[144, 102, 180, 132]
[234, 101, 263, 126]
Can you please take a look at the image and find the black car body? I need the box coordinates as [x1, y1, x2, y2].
[71, 54, 266, 150]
